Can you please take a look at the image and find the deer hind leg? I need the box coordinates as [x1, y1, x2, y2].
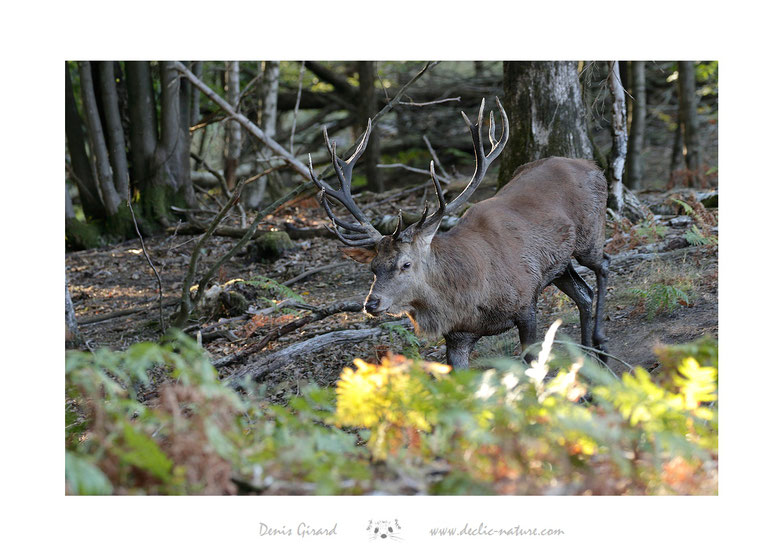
[576, 252, 610, 361]
[551, 263, 594, 350]
[444, 332, 481, 369]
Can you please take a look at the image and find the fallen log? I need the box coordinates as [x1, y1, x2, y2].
[223, 318, 409, 386]
[213, 299, 363, 368]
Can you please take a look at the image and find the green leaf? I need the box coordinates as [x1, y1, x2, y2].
[66, 452, 113, 495]
[116, 424, 173, 482]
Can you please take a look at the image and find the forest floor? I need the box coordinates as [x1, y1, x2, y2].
[66, 174, 718, 402]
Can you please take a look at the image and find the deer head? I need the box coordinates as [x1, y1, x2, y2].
[309, 98, 508, 316]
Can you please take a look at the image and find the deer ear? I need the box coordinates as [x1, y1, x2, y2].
[341, 246, 376, 264]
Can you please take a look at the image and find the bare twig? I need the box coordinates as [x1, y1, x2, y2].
[171, 181, 246, 328]
[377, 163, 450, 182]
[422, 135, 451, 180]
[399, 96, 461, 107]
[190, 152, 231, 201]
[126, 199, 166, 332]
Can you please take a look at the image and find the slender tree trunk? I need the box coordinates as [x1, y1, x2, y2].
[244, 61, 280, 208]
[669, 113, 684, 176]
[499, 61, 592, 185]
[145, 61, 187, 226]
[178, 63, 196, 207]
[65, 182, 76, 220]
[66, 276, 81, 347]
[607, 61, 628, 215]
[626, 61, 646, 190]
[78, 61, 121, 216]
[357, 61, 384, 192]
[97, 62, 130, 200]
[190, 61, 202, 126]
[65, 63, 104, 220]
[677, 61, 703, 187]
[126, 61, 158, 196]
[224, 61, 241, 191]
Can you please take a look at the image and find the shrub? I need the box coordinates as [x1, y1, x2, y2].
[66, 327, 717, 495]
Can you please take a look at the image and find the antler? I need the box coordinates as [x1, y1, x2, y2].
[398, 97, 508, 242]
[445, 97, 508, 213]
[308, 119, 384, 247]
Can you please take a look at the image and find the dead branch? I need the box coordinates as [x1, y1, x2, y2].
[127, 199, 166, 331]
[398, 96, 461, 107]
[77, 299, 179, 325]
[174, 61, 312, 180]
[223, 318, 409, 385]
[282, 261, 351, 286]
[213, 299, 364, 368]
[171, 182, 246, 328]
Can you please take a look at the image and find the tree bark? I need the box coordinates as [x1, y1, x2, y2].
[607, 61, 628, 215]
[97, 62, 130, 200]
[126, 61, 158, 195]
[677, 61, 703, 187]
[626, 61, 646, 190]
[66, 277, 81, 347]
[224, 61, 242, 191]
[65, 63, 104, 220]
[145, 61, 188, 226]
[178, 63, 196, 208]
[78, 61, 121, 216]
[499, 61, 592, 185]
[244, 61, 280, 208]
[357, 61, 384, 192]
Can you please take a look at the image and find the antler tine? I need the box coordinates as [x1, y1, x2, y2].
[444, 97, 508, 214]
[392, 210, 404, 239]
[308, 123, 384, 246]
[318, 189, 365, 233]
[325, 221, 379, 247]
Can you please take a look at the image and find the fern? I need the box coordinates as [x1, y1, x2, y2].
[381, 322, 422, 359]
[685, 225, 717, 246]
[631, 283, 691, 319]
[241, 275, 304, 309]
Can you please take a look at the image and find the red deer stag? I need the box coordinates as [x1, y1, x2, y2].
[308, 98, 609, 368]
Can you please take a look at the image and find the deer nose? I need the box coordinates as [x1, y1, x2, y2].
[365, 296, 381, 314]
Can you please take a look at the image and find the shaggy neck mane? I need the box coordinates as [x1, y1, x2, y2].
[406, 235, 479, 338]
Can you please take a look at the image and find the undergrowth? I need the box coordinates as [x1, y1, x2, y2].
[66, 327, 717, 495]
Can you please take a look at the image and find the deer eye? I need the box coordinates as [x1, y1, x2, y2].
[401, 261, 412, 271]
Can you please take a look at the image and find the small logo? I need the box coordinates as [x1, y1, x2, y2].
[367, 519, 403, 541]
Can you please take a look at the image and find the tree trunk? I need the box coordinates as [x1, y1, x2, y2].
[126, 61, 158, 196]
[97, 62, 130, 200]
[190, 61, 202, 126]
[145, 61, 187, 226]
[499, 61, 593, 185]
[606, 62, 649, 223]
[357, 61, 384, 192]
[626, 61, 646, 190]
[78, 61, 122, 217]
[244, 61, 280, 208]
[65, 63, 104, 220]
[66, 277, 81, 347]
[178, 63, 196, 208]
[607, 61, 628, 215]
[224, 61, 241, 191]
[677, 61, 703, 187]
